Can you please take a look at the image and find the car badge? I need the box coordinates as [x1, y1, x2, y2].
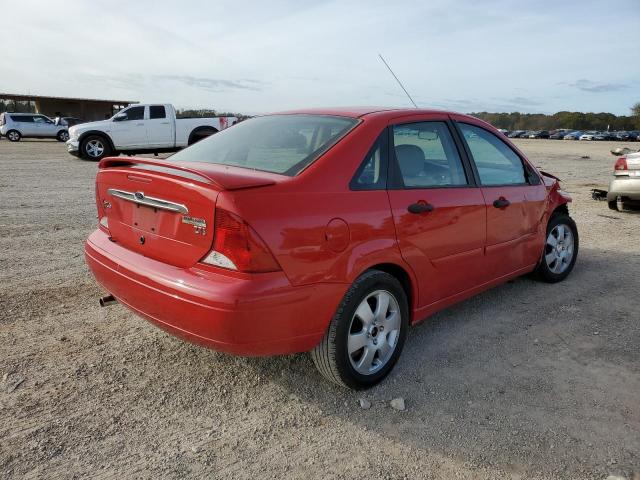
[182, 216, 207, 235]
[134, 191, 145, 200]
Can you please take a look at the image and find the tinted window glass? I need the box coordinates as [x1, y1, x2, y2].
[149, 105, 166, 119]
[392, 121, 467, 188]
[458, 123, 526, 185]
[123, 106, 145, 121]
[170, 114, 358, 176]
[351, 132, 387, 190]
[11, 115, 33, 123]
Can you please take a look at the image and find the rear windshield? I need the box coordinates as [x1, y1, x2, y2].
[169, 114, 359, 176]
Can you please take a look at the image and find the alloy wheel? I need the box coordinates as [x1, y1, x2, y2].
[86, 139, 105, 158]
[544, 223, 575, 274]
[348, 290, 401, 375]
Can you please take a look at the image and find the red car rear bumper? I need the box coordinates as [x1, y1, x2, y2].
[85, 230, 346, 356]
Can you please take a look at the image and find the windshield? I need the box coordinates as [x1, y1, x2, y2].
[169, 114, 359, 176]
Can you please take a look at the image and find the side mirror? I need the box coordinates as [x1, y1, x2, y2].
[113, 113, 127, 122]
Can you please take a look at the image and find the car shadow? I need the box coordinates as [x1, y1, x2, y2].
[233, 247, 640, 475]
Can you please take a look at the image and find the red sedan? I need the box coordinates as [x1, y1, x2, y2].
[86, 107, 578, 389]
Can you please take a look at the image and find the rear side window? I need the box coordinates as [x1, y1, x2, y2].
[149, 105, 166, 119]
[170, 114, 359, 176]
[392, 121, 468, 188]
[11, 115, 33, 123]
[458, 123, 526, 185]
[350, 131, 388, 190]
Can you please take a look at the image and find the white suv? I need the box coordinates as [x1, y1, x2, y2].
[0, 113, 70, 142]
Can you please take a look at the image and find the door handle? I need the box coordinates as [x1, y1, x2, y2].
[408, 202, 434, 214]
[160, 122, 170, 125]
[136, 123, 144, 126]
[493, 197, 511, 209]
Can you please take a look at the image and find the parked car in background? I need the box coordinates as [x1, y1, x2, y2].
[579, 131, 598, 141]
[615, 131, 630, 141]
[508, 130, 526, 138]
[593, 132, 613, 141]
[67, 103, 237, 160]
[628, 131, 640, 141]
[497, 128, 509, 136]
[608, 152, 640, 211]
[0, 112, 69, 142]
[86, 107, 578, 389]
[563, 131, 583, 140]
[549, 131, 567, 139]
[529, 130, 550, 139]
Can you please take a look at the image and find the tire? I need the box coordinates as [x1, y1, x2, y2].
[608, 200, 618, 211]
[6, 130, 21, 142]
[81, 135, 111, 161]
[534, 212, 579, 283]
[311, 270, 409, 389]
[615, 195, 625, 212]
[56, 130, 69, 142]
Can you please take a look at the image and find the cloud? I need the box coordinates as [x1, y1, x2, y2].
[152, 75, 266, 93]
[564, 79, 629, 93]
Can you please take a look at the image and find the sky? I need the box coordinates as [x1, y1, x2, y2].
[1, 0, 639, 115]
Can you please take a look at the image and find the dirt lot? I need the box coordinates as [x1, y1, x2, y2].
[1, 138, 638, 479]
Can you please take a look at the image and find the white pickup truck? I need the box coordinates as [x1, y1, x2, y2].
[67, 103, 236, 160]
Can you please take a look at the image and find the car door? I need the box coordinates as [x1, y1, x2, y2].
[146, 105, 174, 148]
[109, 105, 148, 148]
[386, 117, 487, 307]
[32, 115, 57, 137]
[454, 120, 547, 279]
[14, 115, 36, 136]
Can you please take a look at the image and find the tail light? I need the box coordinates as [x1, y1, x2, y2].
[201, 208, 281, 273]
[614, 157, 628, 171]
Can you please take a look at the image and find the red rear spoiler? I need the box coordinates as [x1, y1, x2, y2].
[98, 157, 278, 191]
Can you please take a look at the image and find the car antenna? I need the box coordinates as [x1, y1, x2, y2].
[378, 53, 418, 108]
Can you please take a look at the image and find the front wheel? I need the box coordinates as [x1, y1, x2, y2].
[81, 135, 111, 161]
[311, 270, 409, 389]
[534, 212, 579, 283]
[57, 130, 69, 142]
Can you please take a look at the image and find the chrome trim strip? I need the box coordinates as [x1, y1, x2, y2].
[107, 188, 188, 214]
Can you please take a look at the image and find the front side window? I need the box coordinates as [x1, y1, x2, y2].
[33, 115, 52, 124]
[458, 123, 526, 185]
[170, 114, 358, 176]
[117, 106, 145, 121]
[392, 121, 467, 188]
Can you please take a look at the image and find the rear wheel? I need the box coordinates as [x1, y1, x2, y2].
[188, 127, 217, 145]
[56, 130, 69, 142]
[6, 130, 21, 142]
[311, 270, 409, 389]
[534, 212, 579, 283]
[81, 135, 111, 160]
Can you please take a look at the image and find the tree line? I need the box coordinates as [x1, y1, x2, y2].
[471, 105, 640, 132]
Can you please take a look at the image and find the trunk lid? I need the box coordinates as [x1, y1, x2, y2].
[96, 157, 279, 268]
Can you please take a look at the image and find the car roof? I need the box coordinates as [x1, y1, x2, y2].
[271, 106, 455, 119]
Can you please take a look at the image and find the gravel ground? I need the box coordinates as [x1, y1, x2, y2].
[0, 138, 639, 479]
